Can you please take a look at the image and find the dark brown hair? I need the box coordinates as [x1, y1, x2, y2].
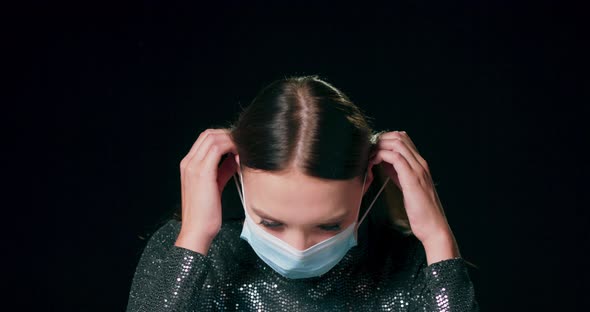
[228, 74, 412, 236]
[164, 74, 478, 270]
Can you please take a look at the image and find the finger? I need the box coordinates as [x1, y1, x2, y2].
[372, 149, 416, 189]
[194, 132, 234, 163]
[398, 131, 420, 153]
[380, 131, 419, 153]
[376, 138, 423, 172]
[377, 131, 428, 171]
[396, 131, 429, 171]
[185, 129, 229, 164]
[217, 152, 238, 191]
[201, 138, 238, 181]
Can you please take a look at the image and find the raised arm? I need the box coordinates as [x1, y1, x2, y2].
[126, 220, 212, 312]
[127, 128, 239, 311]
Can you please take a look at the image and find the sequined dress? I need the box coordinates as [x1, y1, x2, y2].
[126, 217, 479, 311]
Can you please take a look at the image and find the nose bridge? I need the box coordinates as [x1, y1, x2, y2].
[282, 229, 313, 251]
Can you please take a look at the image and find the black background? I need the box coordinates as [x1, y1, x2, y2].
[7, 0, 586, 311]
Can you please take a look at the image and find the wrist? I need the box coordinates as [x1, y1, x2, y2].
[175, 230, 215, 256]
[421, 230, 461, 266]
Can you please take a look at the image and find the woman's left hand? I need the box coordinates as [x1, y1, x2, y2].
[370, 130, 460, 263]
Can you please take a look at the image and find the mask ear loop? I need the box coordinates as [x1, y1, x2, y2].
[353, 171, 368, 233]
[235, 166, 390, 229]
[357, 175, 391, 226]
[233, 170, 244, 206]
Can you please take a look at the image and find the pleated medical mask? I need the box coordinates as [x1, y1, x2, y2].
[232, 168, 390, 279]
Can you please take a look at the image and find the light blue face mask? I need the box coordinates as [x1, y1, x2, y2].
[232, 167, 390, 279]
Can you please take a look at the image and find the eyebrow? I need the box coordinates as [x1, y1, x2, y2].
[250, 205, 349, 225]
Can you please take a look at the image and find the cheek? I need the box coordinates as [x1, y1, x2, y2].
[341, 212, 359, 228]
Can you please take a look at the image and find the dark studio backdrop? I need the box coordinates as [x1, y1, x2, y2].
[8, 0, 586, 311]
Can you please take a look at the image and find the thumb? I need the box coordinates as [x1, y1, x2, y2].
[217, 153, 238, 191]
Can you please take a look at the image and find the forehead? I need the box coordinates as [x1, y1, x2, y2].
[241, 168, 362, 224]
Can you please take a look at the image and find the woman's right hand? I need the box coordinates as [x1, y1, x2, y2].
[174, 128, 238, 255]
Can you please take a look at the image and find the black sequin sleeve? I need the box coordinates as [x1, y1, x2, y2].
[126, 220, 211, 312]
[126, 218, 479, 312]
[408, 243, 480, 311]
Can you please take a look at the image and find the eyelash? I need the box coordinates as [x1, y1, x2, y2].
[258, 220, 341, 232]
[319, 224, 341, 231]
[259, 220, 282, 228]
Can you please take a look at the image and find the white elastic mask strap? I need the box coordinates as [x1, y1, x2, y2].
[233, 168, 391, 227]
[356, 170, 368, 223]
[233, 169, 245, 207]
[357, 176, 391, 226]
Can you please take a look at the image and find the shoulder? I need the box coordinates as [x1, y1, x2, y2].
[133, 219, 183, 263]
[143, 217, 246, 257]
[145, 217, 244, 244]
[142, 219, 181, 250]
[208, 218, 250, 263]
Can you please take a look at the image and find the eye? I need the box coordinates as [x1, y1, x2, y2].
[259, 219, 283, 228]
[319, 224, 341, 232]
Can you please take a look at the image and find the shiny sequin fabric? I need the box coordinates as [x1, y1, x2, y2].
[126, 218, 479, 311]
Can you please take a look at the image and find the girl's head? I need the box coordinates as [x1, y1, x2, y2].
[229, 75, 411, 251]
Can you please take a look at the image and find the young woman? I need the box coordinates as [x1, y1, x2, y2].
[126, 75, 479, 311]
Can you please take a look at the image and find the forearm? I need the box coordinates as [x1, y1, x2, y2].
[422, 230, 461, 266]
